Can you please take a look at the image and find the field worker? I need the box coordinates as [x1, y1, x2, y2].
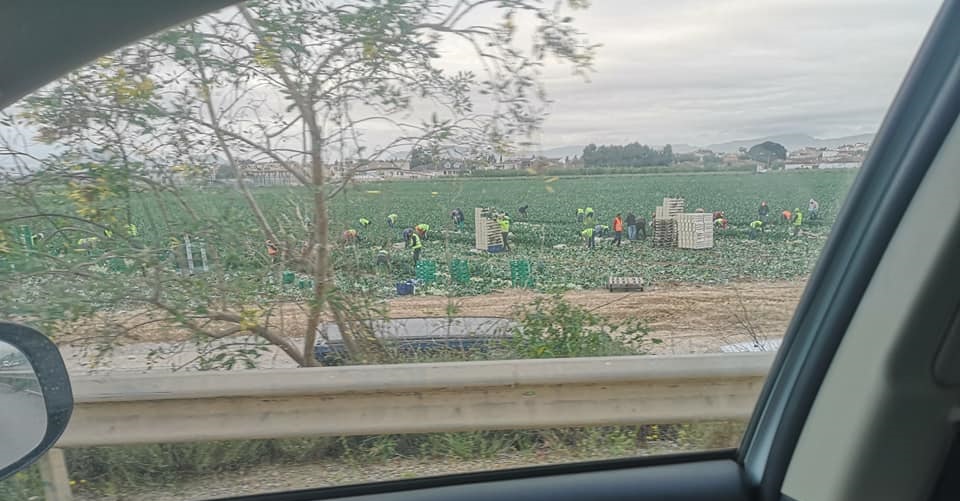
[376, 248, 390, 267]
[808, 198, 820, 221]
[450, 208, 464, 231]
[749, 220, 764, 239]
[77, 236, 99, 251]
[342, 229, 360, 244]
[407, 229, 423, 265]
[518, 205, 529, 219]
[625, 212, 637, 240]
[415, 223, 430, 240]
[712, 210, 724, 222]
[402, 227, 414, 242]
[386, 213, 399, 228]
[612, 213, 624, 246]
[792, 208, 804, 236]
[782, 209, 792, 224]
[714, 213, 728, 230]
[759, 201, 770, 223]
[595, 224, 605, 238]
[581, 226, 595, 249]
[636, 213, 648, 239]
[498, 213, 511, 251]
[576, 207, 585, 223]
[266, 240, 279, 260]
[583, 208, 595, 228]
[359, 217, 371, 228]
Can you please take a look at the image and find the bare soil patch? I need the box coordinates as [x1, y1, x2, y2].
[59, 280, 804, 358]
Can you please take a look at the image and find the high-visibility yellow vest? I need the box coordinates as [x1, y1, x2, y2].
[410, 233, 422, 249]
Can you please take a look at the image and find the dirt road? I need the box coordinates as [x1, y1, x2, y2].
[60, 280, 804, 371]
[386, 280, 804, 354]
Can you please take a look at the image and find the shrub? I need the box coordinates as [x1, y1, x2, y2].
[509, 294, 659, 359]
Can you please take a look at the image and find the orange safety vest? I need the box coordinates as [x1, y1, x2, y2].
[613, 217, 623, 232]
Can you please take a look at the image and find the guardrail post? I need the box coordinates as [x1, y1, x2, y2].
[37, 448, 72, 501]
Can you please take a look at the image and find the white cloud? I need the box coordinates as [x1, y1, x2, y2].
[518, 0, 942, 147]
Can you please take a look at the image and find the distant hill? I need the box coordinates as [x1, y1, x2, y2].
[705, 133, 874, 153]
[535, 145, 586, 159]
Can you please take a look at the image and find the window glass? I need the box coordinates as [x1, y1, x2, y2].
[0, 0, 942, 499]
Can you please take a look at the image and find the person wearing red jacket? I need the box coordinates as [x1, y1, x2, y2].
[612, 213, 624, 246]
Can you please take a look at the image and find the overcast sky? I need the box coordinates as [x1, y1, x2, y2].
[492, 0, 943, 149]
[1, 0, 945, 162]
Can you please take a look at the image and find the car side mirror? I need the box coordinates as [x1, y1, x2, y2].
[0, 322, 73, 481]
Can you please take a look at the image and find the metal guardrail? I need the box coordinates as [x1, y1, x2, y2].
[38, 353, 775, 501]
[59, 352, 774, 447]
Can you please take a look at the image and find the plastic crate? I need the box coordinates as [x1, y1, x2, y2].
[396, 280, 416, 295]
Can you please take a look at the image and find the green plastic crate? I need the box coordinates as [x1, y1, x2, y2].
[450, 259, 470, 284]
[510, 260, 534, 287]
[416, 260, 437, 283]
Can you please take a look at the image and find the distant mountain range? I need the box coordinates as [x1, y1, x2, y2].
[532, 133, 874, 158]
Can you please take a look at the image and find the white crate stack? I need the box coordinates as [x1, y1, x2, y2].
[677, 213, 714, 249]
[474, 208, 504, 251]
[655, 197, 685, 220]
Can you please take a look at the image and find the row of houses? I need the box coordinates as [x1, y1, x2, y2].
[238, 155, 550, 185]
[783, 142, 868, 170]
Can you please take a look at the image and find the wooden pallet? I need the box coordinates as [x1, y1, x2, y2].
[475, 208, 504, 250]
[608, 276, 645, 292]
[652, 219, 677, 247]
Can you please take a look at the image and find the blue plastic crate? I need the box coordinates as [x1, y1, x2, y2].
[396, 280, 415, 295]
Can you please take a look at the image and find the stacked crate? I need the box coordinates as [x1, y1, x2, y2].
[652, 219, 677, 247]
[652, 197, 685, 247]
[450, 259, 470, 284]
[677, 213, 714, 249]
[474, 208, 504, 252]
[655, 197, 685, 220]
[416, 260, 437, 283]
[510, 260, 534, 287]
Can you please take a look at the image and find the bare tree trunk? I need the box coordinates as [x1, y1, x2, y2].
[302, 113, 326, 367]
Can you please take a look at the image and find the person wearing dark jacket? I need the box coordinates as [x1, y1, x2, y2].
[625, 213, 637, 240]
[636, 214, 648, 239]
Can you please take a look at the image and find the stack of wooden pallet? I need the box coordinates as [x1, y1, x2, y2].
[652, 218, 677, 247]
[474, 208, 504, 251]
[677, 213, 714, 249]
[655, 197, 685, 220]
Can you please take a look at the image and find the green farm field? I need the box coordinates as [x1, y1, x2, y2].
[1, 169, 857, 313]
[135, 170, 855, 294]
